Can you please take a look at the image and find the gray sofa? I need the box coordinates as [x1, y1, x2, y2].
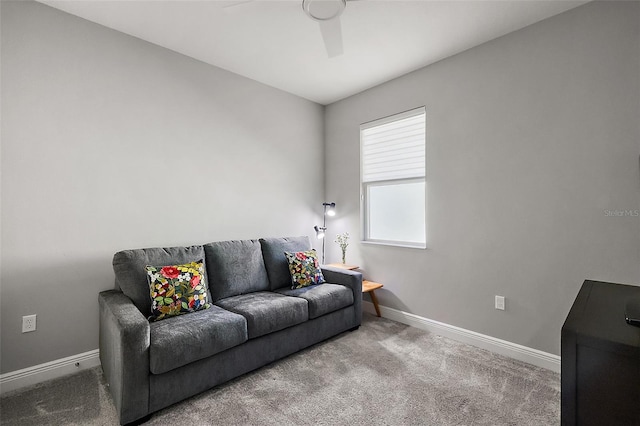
[99, 236, 362, 425]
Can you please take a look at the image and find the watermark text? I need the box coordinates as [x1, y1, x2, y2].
[604, 209, 639, 217]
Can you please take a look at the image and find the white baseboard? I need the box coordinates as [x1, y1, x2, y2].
[0, 349, 100, 395]
[362, 301, 561, 373]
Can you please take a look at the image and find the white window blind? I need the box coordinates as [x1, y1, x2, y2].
[360, 107, 426, 248]
[361, 108, 426, 183]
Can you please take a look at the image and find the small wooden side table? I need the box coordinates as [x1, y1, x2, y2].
[326, 263, 359, 271]
[362, 280, 383, 317]
[325, 263, 384, 317]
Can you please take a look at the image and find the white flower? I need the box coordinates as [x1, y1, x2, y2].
[335, 232, 350, 249]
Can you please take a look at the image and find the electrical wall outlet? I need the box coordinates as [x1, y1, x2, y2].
[495, 295, 505, 311]
[22, 314, 37, 333]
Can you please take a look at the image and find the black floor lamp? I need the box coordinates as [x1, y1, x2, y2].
[314, 202, 335, 264]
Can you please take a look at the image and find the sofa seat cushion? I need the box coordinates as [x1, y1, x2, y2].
[149, 305, 247, 375]
[275, 283, 354, 319]
[215, 292, 308, 339]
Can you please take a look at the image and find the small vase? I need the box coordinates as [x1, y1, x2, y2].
[341, 250, 346, 264]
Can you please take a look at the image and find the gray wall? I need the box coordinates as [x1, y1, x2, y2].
[325, 1, 640, 355]
[1, 1, 324, 373]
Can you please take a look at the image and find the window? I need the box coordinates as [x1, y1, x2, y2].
[361, 107, 426, 248]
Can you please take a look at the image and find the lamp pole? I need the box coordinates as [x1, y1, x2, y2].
[315, 202, 335, 264]
[321, 204, 327, 264]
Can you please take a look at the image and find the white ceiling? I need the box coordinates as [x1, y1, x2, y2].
[39, 0, 588, 105]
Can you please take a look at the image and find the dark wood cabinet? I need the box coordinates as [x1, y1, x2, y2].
[562, 280, 640, 425]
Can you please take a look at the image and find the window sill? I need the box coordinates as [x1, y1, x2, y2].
[361, 240, 427, 250]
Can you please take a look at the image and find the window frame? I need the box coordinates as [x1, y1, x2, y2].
[360, 107, 427, 249]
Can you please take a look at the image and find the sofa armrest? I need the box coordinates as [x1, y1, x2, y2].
[321, 266, 362, 327]
[99, 290, 150, 425]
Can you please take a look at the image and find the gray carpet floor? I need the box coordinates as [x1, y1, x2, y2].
[0, 313, 560, 425]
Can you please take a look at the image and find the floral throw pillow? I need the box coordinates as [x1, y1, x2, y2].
[284, 250, 325, 289]
[145, 260, 210, 321]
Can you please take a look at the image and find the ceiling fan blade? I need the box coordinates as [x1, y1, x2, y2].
[318, 17, 344, 58]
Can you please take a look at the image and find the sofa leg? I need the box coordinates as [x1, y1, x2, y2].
[124, 414, 152, 426]
[349, 325, 360, 332]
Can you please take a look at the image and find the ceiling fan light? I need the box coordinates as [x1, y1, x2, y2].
[302, 0, 346, 22]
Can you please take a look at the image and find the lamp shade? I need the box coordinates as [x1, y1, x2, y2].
[324, 202, 336, 217]
[314, 225, 326, 239]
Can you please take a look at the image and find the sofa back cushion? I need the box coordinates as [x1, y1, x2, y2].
[259, 236, 311, 290]
[204, 239, 269, 301]
[113, 245, 206, 315]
